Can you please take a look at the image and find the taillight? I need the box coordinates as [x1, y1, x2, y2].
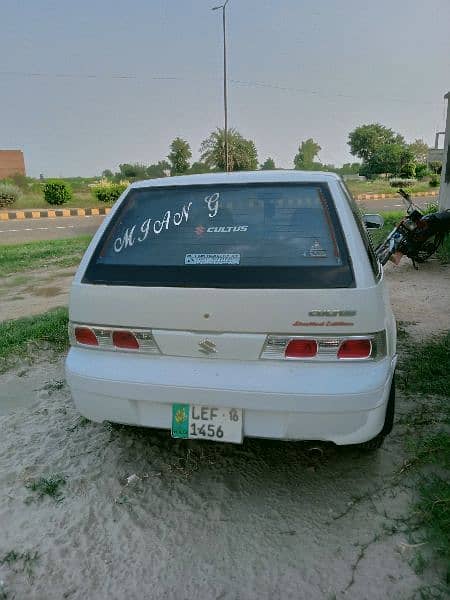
[261, 332, 385, 361]
[337, 339, 371, 359]
[74, 327, 98, 346]
[285, 339, 317, 358]
[112, 330, 139, 350]
[69, 322, 160, 354]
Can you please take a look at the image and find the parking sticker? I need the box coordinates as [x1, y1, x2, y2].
[185, 253, 241, 265]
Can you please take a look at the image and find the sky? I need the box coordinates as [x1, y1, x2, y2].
[1, 0, 449, 177]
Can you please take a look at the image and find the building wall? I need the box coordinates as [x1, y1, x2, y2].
[0, 150, 26, 179]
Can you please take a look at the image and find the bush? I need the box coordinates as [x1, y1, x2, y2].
[92, 182, 127, 203]
[429, 174, 440, 188]
[415, 163, 430, 180]
[389, 178, 417, 188]
[399, 162, 416, 178]
[0, 182, 23, 208]
[43, 180, 72, 205]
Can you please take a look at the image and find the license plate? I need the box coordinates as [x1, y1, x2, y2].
[171, 404, 243, 444]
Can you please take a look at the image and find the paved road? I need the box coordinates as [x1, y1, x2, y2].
[0, 196, 435, 244]
[0, 214, 105, 245]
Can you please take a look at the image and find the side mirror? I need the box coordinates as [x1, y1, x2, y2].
[363, 214, 384, 229]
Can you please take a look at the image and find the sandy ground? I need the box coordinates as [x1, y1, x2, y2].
[0, 267, 75, 322]
[0, 260, 449, 599]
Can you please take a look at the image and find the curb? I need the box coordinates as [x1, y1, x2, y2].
[0, 206, 111, 221]
[0, 190, 440, 220]
[355, 191, 439, 201]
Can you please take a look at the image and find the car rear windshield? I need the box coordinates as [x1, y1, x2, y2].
[83, 182, 354, 288]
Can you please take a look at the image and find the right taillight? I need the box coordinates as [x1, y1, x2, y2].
[337, 338, 372, 359]
[261, 332, 386, 361]
[285, 339, 318, 359]
[112, 330, 139, 350]
[74, 326, 98, 346]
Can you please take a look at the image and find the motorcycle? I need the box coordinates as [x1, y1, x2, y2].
[375, 189, 450, 267]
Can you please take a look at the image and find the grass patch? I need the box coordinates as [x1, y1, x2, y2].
[399, 332, 450, 396]
[0, 236, 91, 276]
[416, 476, 450, 576]
[25, 474, 66, 503]
[0, 550, 39, 578]
[0, 308, 69, 360]
[436, 235, 450, 265]
[11, 191, 106, 210]
[398, 332, 450, 583]
[347, 179, 437, 196]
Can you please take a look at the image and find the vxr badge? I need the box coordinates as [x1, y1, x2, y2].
[198, 339, 217, 355]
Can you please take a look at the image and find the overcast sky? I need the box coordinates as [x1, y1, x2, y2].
[1, 0, 449, 177]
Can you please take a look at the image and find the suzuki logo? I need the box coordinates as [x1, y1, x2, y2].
[198, 339, 217, 355]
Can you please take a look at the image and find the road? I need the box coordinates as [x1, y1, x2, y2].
[0, 196, 434, 244]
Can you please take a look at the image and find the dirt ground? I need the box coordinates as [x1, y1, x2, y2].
[0, 266, 75, 322]
[0, 259, 449, 599]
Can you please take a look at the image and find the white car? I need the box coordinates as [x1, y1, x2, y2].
[66, 171, 396, 449]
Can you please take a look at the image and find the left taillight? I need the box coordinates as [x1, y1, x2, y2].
[69, 323, 160, 354]
[74, 326, 98, 346]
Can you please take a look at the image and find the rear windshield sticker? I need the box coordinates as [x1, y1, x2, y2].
[113, 202, 193, 253]
[207, 225, 248, 233]
[305, 240, 328, 258]
[204, 193, 220, 218]
[185, 253, 241, 265]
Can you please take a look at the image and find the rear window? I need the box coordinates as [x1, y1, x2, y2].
[83, 182, 354, 288]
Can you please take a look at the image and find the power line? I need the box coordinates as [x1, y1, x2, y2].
[0, 70, 442, 106]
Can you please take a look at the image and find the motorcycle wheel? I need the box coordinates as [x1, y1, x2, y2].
[410, 233, 445, 263]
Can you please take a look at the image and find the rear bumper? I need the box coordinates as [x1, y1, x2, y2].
[65, 348, 397, 445]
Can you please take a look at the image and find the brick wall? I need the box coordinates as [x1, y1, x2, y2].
[0, 150, 26, 179]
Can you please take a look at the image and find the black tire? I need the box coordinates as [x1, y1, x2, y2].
[411, 233, 445, 263]
[357, 374, 395, 451]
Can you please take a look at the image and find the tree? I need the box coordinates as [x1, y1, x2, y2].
[348, 124, 404, 162]
[200, 128, 258, 172]
[167, 137, 192, 176]
[429, 161, 442, 175]
[408, 138, 429, 164]
[294, 138, 321, 170]
[146, 161, 170, 179]
[260, 157, 276, 170]
[118, 163, 148, 180]
[360, 143, 414, 178]
[189, 161, 211, 174]
[340, 162, 361, 175]
[101, 169, 114, 179]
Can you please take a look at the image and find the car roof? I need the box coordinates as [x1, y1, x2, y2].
[131, 170, 343, 189]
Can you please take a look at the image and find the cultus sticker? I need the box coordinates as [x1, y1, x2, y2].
[207, 225, 248, 233]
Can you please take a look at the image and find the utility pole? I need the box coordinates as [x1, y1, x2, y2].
[439, 92, 450, 210]
[212, 0, 230, 172]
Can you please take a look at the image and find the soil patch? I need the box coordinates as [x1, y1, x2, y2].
[0, 267, 75, 322]
[0, 355, 444, 599]
[384, 259, 450, 339]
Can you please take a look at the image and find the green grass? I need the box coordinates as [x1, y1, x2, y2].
[399, 332, 450, 397]
[398, 332, 450, 580]
[0, 308, 69, 359]
[0, 236, 91, 276]
[437, 235, 450, 265]
[347, 179, 438, 196]
[416, 477, 450, 572]
[25, 474, 66, 502]
[11, 191, 106, 210]
[0, 550, 39, 578]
